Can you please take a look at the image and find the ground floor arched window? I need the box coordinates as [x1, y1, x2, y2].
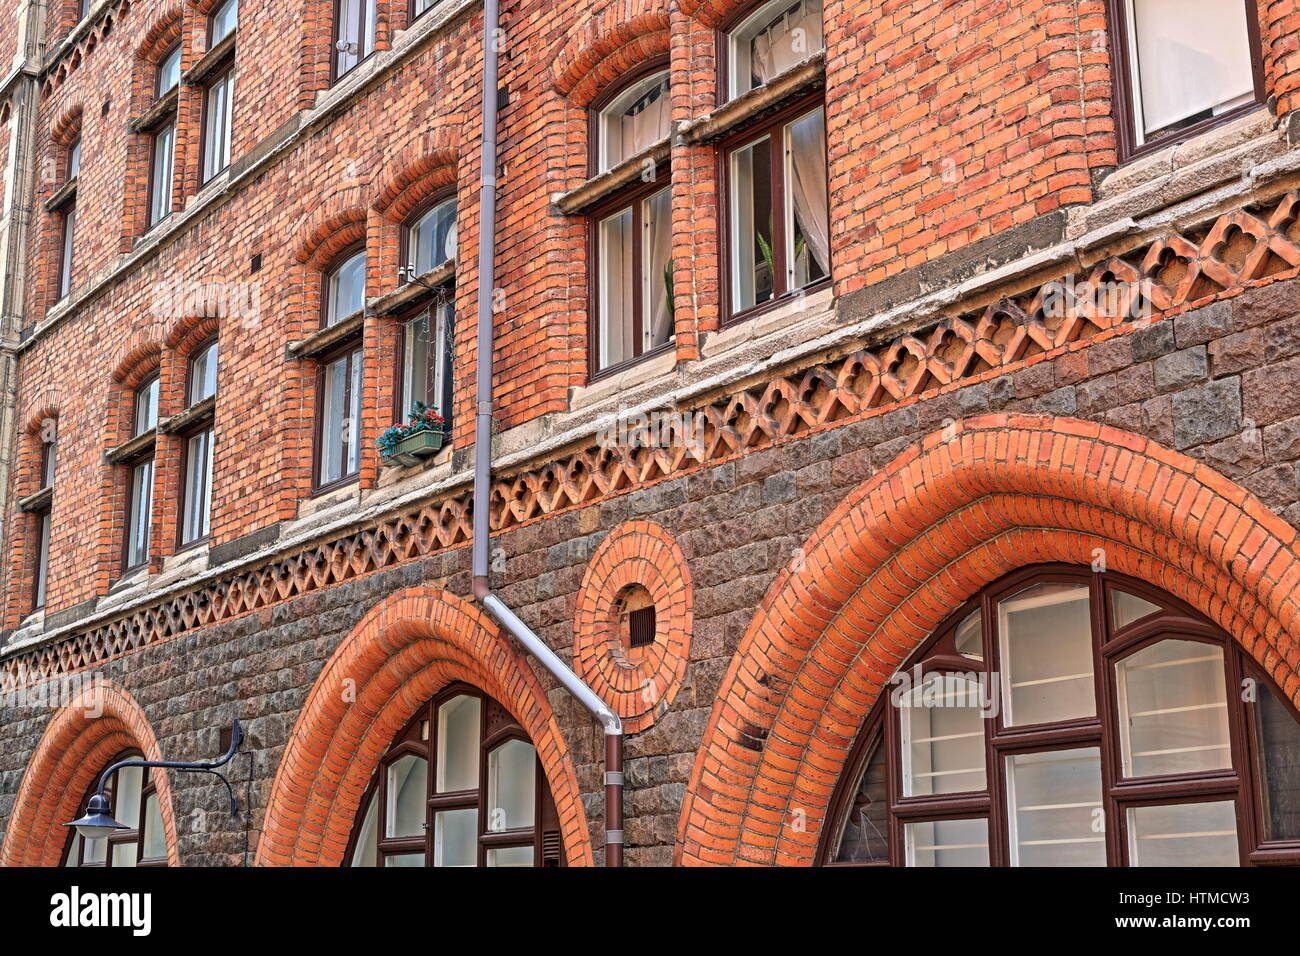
[822, 565, 1300, 867]
[62, 751, 168, 867]
[345, 683, 565, 867]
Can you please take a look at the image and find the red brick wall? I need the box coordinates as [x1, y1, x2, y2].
[5, 0, 1298, 626]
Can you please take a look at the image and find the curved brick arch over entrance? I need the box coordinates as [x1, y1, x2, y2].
[677, 414, 1300, 866]
[256, 587, 592, 866]
[0, 681, 180, 867]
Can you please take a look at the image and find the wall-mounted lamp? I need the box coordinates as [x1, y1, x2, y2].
[66, 719, 246, 840]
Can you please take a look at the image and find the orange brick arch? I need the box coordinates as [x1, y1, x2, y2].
[256, 586, 593, 866]
[0, 680, 181, 867]
[676, 414, 1300, 866]
[550, 7, 671, 106]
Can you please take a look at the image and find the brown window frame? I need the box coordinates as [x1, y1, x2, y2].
[714, 0, 826, 106]
[1105, 0, 1266, 164]
[717, 93, 830, 328]
[199, 61, 235, 185]
[60, 751, 168, 868]
[332, 0, 379, 83]
[321, 242, 366, 329]
[399, 191, 457, 281]
[393, 291, 455, 428]
[177, 338, 218, 550]
[54, 136, 80, 303]
[312, 338, 364, 493]
[208, 0, 238, 45]
[342, 682, 566, 867]
[819, 563, 1300, 867]
[122, 375, 159, 573]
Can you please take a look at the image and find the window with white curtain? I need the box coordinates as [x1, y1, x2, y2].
[347, 686, 564, 866]
[594, 184, 673, 372]
[726, 0, 825, 100]
[727, 104, 829, 318]
[180, 340, 218, 546]
[1118, 0, 1260, 150]
[63, 753, 169, 867]
[596, 69, 672, 174]
[824, 568, 1300, 867]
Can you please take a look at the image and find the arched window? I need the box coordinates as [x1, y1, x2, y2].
[345, 684, 565, 867]
[402, 195, 457, 279]
[723, 0, 825, 100]
[323, 248, 366, 327]
[62, 752, 168, 867]
[594, 68, 671, 174]
[822, 566, 1300, 867]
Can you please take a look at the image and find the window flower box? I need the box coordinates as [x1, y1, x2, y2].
[378, 403, 446, 468]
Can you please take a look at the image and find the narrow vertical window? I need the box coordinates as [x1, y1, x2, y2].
[325, 250, 366, 327]
[335, 0, 378, 80]
[202, 67, 235, 183]
[145, 45, 181, 228]
[123, 377, 159, 571]
[400, 297, 454, 427]
[402, 196, 457, 279]
[210, 0, 238, 44]
[725, 0, 825, 100]
[180, 340, 218, 546]
[55, 137, 80, 301]
[317, 345, 364, 487]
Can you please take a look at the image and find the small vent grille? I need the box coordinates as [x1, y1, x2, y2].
[542, 829, 562, 866]
[628, 605, 656, 647]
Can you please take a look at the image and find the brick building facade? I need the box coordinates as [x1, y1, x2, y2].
[0, 0, 1298, 866]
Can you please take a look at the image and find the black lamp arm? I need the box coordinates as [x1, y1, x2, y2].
[91, 718, 245, 813]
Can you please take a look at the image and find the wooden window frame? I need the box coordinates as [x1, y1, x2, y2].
[332, 0, 379, 84]
[176, 338, 218, 550]
[147, 117, 177, 229]
[342, 682, 564, 867]
[54, 137, 78, 302]
[715, 0, 826, 106]
[200, 61, 235, 185]
[393, 292, 455, 428]
[121, 375, 159, 573]
[399, 191, 457, 281]
[60, 751, 168, 868]
[312, 337, 364, 493]
[321, 243, 366, 329]
[819, 563, 1300, 867]
[717, 93, 830, 328]
[1104, 0, 1266, 164]
[208, 0, 239, 45]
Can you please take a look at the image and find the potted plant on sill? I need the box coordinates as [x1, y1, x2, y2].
[377, 402, 446, 467]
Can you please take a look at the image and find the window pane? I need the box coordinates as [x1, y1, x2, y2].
[900, 673, 987, 797]
[1005, 748, 1104, 867]
[68, 140, 81, 179]
[158, 46, 181, 95]
[383, 852, 424, 867]
[348, 791, 379, 867]
[203, 72, 233, 182]
[336, 0, 378, 77]
[784, 107, 829, 290]
[728, 0, 825, 99]
[403, 313, 432, 415]
[598, 207, 634, 370]
[832, 734, 888, 864]
[597, 70, 671, 172]
[65, 832, 81, 866]
[327, 252, 366, 325]
[60, 205, 76, 298]
[998, 582, 1095, 726]
[150, 121, 175, 226]
[1111, 589, 1162, 629]
[127, 459, 154, 567]
[385, 754, 428, 838]
[42, 439, 57, 488]
[409, 198, 457, 275]
[83, 832, 107, 864]
[115, 766, 143, 830]
[905, 818, 989, 867]
[112, 842, 139, 868]
[34, 512, 51, 609]
[433, 808, 477, 867]
[1256, 680, 1300, 841]
[1116, 640, 1229, 778]
[954, 608, 982, 661]
[1127, 800, 1239, 866]
[210, 0, 238, 43]
[135, 379, 159, 435]
[347, 347, 363, 476]
[487, 739, 536, 832]
[487, 845, 534, 867]
[641, 186, 674, 355]
[436, 694, 481, 792]
[1130, 0, 1254, 143]
[182, 428, 213, 544]
[730, 136, 774, 312]
[189, 341, 219, 405]
[142, 793, 166, 860]
[319, 354, 350, 485]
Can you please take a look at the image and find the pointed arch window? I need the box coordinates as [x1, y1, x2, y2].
[823, 566, 1300, 867]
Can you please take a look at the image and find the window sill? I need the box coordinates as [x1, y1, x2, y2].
[703, 284, 835, 359]
[554, 139, 671, 216]
[17, 485, 53, 513]
[44, 176, 77, 212]
[104, 428, 157, 465]
[132, 88, 179, 133]
[680, 51, 826, 146]
[377, 441, 453, 484]
[185, 31, 236, 86]
[370, 259, 455, 317]
[571, 345, 678, 413]
[289, 311, 364, 359]
[159, 395, 216, 435]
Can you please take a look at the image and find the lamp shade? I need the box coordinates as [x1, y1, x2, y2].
[66, 792, 128, 840]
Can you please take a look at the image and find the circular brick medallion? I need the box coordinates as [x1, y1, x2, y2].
[574, 520, 693, 733]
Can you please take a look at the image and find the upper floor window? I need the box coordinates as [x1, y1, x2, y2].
[157, 45, 181, 97]
[400, 297, 454, 429]
[210, 0, 238, 44]
[201, 66, 235, 183]
[325, 249, 366, 326]
[593, 184, 673, 374]
[725, 103, 829, 321]
[77, 0, 90, 22]
[67, 138, 81, 180]
[63, 753, 168, 867]
[1109, 0, 1263, 158]
[725, 0, 825, 100]
[32, 435, 57, 611]
[125, 376, 159, 570]
[180, 340, 218, 546]
[822, 568, 1300, 867]
[346, 685, 565, 867]
[133, 375, 159, 437]
[335, 0, 378, 80]
[412, 0, 437, 20]
[56, 137, 80, 301]
[403, 196, 457, 279]
[595, 68, 671, 174]
[149, 120, 176, 228]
